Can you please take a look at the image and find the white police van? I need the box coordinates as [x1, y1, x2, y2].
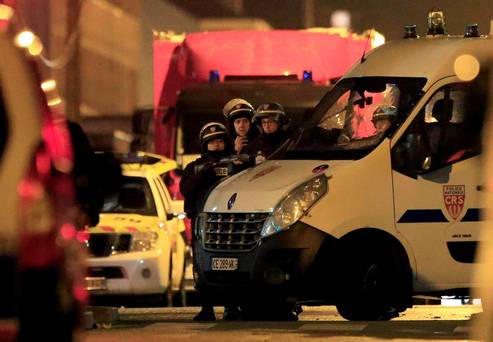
[193, 12, 493, 320]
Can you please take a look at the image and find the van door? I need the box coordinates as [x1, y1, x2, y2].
[391, 82, 482, 291]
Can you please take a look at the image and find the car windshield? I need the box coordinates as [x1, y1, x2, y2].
[281, 77, 427, 160]
[102, 177, 157, 216]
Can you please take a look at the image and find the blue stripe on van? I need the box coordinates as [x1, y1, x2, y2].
[460, 208, 482, 222]
[397, 209, 448, 223]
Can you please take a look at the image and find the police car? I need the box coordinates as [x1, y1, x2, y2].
[194, 11, 493, 320]
[86, 152, 188, 304]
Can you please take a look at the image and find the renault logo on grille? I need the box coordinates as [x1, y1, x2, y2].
[227, 193, 237, 210]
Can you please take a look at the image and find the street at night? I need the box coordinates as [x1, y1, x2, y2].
[2, 1, 493, 341]
[83, 305, 482, 341]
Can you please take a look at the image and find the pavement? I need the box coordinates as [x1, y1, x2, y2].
[81, 305, 483, 342]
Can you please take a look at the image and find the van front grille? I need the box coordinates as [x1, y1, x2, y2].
[202, 212, 269, 251]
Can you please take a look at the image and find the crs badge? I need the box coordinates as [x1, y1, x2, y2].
[443, 185, 465, 220]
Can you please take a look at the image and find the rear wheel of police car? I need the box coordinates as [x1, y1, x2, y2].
[335, 243, 412, 321]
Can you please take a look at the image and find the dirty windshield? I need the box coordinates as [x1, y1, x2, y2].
[283, 77, 427, 160]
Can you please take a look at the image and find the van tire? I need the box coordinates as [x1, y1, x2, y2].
[335, 246, 410, 321]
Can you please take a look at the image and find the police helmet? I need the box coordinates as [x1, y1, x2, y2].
[199, 122, 229, 146]
[371, 105, 398, 123]
[222, 98, 255, 122]
[252, 102, 288, 126]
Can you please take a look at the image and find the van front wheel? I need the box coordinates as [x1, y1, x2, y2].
[335, 247, 411, 321]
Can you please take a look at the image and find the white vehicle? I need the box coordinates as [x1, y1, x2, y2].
[194, 16, 492, 320]
[86, 152, 189, 305]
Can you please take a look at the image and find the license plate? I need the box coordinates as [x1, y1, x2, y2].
[211, 257, 238, 271]
[85, 277, 107, 291]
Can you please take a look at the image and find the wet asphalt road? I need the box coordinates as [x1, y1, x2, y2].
[82, 304, 482, 342]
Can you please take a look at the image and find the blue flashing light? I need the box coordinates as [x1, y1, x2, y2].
[209, 70, 220, 83]
[303, 70, 313, 82]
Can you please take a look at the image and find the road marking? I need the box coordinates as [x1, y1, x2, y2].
[300, 323, 367, 331]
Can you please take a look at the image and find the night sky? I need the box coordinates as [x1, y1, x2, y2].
[177, 0, 493, 41]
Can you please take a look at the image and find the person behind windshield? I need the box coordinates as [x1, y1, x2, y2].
[249, 102, 290, 160]
[371, 105, 398, 135]
[179, 122, 241, 321]
[222, 98, 258, 154]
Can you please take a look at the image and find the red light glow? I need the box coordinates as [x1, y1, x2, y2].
[76, 230, 90, 243]
[73, 285, 88, 303]
[17, 179, 43, 200]
[35, 149, 51, 176]
[60, 223, 76, 240]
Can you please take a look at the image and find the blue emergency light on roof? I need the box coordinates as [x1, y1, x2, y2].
[464, 24, 480, 38]
[209, 70, 220, 83]
[426, 8, 447, 36]
[303, 70, 313, 82]
[403, 25, 419, 39]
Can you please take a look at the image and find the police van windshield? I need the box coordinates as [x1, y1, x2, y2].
[283, 77, 427, 160]
[102, 177, 157, 216]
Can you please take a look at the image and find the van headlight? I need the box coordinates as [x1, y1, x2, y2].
[261, 175, 327, 238]
[130, 232, 159, 252]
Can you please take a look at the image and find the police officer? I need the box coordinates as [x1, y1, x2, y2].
[179, 122, 241, 321]
[222, 98, 258, 154]
[371, 105, 397, 135]
[249, 102, 291, 160]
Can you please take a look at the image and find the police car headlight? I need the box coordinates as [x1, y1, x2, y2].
[261, 175, 327, 238]
[130, 232, 159, 252]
